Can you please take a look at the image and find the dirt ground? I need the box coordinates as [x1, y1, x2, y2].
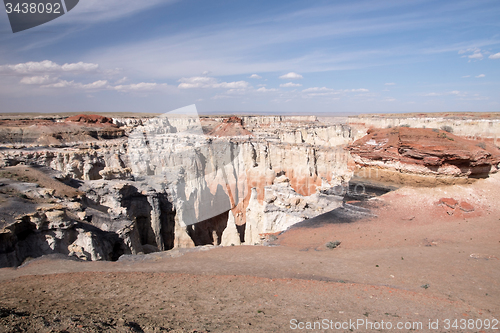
[0, 174, 499, 332]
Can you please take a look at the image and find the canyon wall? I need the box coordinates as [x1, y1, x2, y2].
[2, 111, 499, 266]
[0, 111, 354, 266]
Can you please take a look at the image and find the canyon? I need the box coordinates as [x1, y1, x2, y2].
[1, 109, 499, 267]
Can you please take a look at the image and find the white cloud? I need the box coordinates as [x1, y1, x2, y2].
[279, 72, 303, 80]
[81, 80, 108, 89]
[249, 74, 262, 79]
[280, 82, 302, 87]
[384, 98, 396, 102]
[476, 74, 485, 78]
[0, 59, 178, 95]
[40, 79, 172, 92]
[384, 82, 395, 86]
[221, 81, 249, 89]
[489, 52, 500, 59]
[20, 75, 55, 85]
[422, 90, 465, 97]
[178, 76, 249, 89]
[468, 53, 483, 59]
[256, 87, 278, 92]
[42, 80, 75, 88]
[305, 92, 340, 97]
[0, 60, 99, 74]
[113, 82, 160, 91]
[462, 75, 470, 78]
[42, 79, 108, 89]
[302, 87, 340, 97]
[301, 87, 367, 94]
[302, 87, 333, 93]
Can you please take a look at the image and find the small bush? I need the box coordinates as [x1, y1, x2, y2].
[440, 125, 453, 133]
[326, 240, 341, 249]
[477, 142, 487, 149]
[437, 132, 454, 141]
[400, 124, 410, 128]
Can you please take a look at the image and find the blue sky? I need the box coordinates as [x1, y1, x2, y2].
[0, 0, 499, 114]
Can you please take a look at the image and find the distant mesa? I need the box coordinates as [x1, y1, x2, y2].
[208, 116, 253, 137]
[65, 114, 114, 125]
[225, 116, 244, 124]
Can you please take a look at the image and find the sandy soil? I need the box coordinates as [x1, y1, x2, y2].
[0, 174, 499, 332]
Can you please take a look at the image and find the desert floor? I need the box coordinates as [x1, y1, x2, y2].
[0, 174, 499, 332]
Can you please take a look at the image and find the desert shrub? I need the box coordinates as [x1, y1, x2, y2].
[400, 124, 410, 127]
[326, 240, 341, 249]
[432, 128, 439, 132]
[440, 125, 453, 133]
[437, 132, 454, 141]
[476, 142, 486, 149]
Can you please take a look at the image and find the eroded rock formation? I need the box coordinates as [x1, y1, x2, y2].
[5, 113, 497, 266]
[348, 127, 500, 185]
[0, 113, 354, 266]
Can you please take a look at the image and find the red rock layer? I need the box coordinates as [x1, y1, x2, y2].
[208, 117, 252, 137]
[348, 127, 500, 172]
[65, 114, 114, 125]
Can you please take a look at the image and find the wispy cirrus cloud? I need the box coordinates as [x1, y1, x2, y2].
[41, 79, 108, 89]
[0, 60, 99, 74]
[422, 90, 461, 97]
[301, 87, 369, 97]
[57, 0, 179, 24]
[178, 76, 249, 89]
[490, 52, 500, 59]
[82, 0, 500, 82]
[419, 90, 488, 101]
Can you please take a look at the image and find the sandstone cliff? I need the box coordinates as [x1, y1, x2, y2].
[348, 127, 500, 185]
[0, 111, 354, 266]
